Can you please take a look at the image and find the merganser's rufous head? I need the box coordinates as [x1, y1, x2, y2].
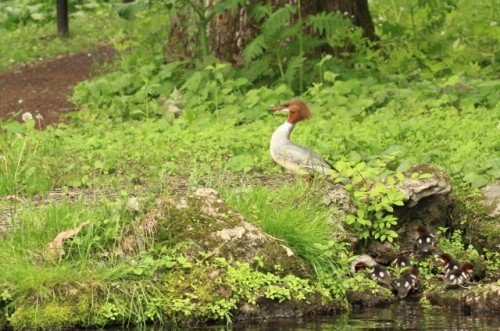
[268, 99, 312, 125]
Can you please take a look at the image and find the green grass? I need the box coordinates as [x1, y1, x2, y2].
[0, 7, 127, 71]
[222, 181, 349, 273]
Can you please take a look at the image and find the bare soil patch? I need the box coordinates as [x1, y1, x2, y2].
[0, 44, 115, 129]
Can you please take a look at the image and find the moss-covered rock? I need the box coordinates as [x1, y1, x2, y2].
[152, 188, 313, 277]
[456, 183, 500, 252]
[9, 294, 97, 330]
[426, 283, 500, 314]
[346, 278, 396, 308]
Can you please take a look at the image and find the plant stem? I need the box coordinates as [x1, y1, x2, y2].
[297, 0, 304, 94]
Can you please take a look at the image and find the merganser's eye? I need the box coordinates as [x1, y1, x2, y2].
[282, 102, 290, 107]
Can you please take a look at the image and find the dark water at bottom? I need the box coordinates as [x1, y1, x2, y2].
[174, 302, 500, 330]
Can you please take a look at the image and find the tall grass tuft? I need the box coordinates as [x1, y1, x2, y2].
[223, 180, 349, 277]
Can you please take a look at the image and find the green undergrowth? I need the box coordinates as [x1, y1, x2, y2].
[0, 194, 346, 329]
[223, 182, 349, 277]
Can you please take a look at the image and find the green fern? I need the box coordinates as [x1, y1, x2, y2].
[238, 57, 272, 82]
[243, 35, 268, 63]
[250, 4, 272, 21]
[307, 11, 352, 37]
[284, 54, 305, 86]
[263, 5, 293, 36]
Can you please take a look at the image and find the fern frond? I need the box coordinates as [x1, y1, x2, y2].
[263, 5, 293, 37]
[243, 35, 268, 64]
[239, 57, 273, 82]
[250, 4, 271, 21]
[275, 24, 302, 41]
[284, 54, 305, 85]
[307, 11, 352, 37]
[301, 37, 326, 52]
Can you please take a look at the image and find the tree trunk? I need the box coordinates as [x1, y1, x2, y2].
[164, 0, 376, 64]
[56, 0, 69, 38]
[208, 0, 376, 65]
[318, 0, 377, 41]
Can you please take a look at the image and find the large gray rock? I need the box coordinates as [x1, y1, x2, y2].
[427, 283, 500, 314]
[393, 164, 454, 252]
[150, 188, 313, 277]
[479, 183, 500, 217]
[459, 182, 500, 252]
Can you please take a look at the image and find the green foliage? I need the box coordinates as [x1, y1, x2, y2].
[438, 228, 480, 264]
[224, 183, 349, 297]
[483, 249, 500, 277]
[243, 2, 367, 92]
[0, 0, 113, 30]
[0, 2, 126, 71]
[373, 0, 499, 78]
[336, 155, 405, 243]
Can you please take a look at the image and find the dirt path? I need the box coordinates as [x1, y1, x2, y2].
[0, 45, 114, 129]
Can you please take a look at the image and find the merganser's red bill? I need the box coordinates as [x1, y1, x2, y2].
[268, 105, 288, 111]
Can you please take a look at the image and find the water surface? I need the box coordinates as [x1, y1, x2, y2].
[177, 302, 500, 330]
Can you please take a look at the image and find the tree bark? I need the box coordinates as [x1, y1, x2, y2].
[208, 0, 376, 65]
[56, 0, 69, 38]
[318, 0, 377, 41]
[165, 0, 376, 64]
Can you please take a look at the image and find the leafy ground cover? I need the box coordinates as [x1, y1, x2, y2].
[0, 0, 499, 328]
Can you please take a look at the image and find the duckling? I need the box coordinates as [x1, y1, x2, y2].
[439, 253, 461, 275]
[414, 225, 436, 254]
[394, 267, 420, 299]
[390, 254, 413, 268]
[444, 262, 474, 289]
[355, 261, 392, 288]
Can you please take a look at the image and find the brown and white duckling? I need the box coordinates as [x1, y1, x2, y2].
[444, 262, 474, 289]
[414, 225, 436, 254]
[439, 253, 461, 275]
[394, 267, 420, 299]
[355, 261, 392, 288]
[390, 255, 413, 268]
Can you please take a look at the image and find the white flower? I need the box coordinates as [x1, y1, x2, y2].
[491, 21, 497, 26]
[21, 112, 33, 122]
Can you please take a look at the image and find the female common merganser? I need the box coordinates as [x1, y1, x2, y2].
[355, 261, 392, 288]
[444, 262, 474, 289]
[390, 254, 413, 268]
[268, 100, 334, 175]
[439, 253, 461, 275]
[413, 225, 436, 254]
[394, 266, 420, 299]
